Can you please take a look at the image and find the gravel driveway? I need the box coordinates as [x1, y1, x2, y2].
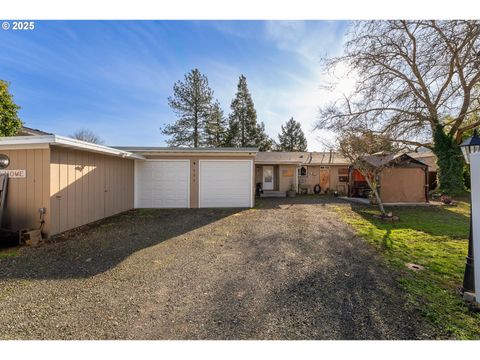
[0, 196, 434, 339]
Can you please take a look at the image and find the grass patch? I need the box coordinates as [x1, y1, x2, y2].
[334, 201, 480, 339]
[0, 248, 19, 260]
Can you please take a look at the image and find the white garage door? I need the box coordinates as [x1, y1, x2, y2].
[199, 160, 253, 208]
[135, 160, 190, 208]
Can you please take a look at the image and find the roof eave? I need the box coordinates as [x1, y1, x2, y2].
[113, 147, 258, 153]
[0, 135, 145, 160]
[255, 161, 303, 165]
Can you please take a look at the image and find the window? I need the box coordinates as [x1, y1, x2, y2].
[298, 166, 307, 177]
[339, 175, 349, 183]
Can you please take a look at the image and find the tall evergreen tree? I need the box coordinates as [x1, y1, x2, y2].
[204, 100, 227, 147]
[278, 117, 307, 151]
[0, 80, 22, 136]
[225, 75, 272, 150]
[162, 69, 213, 147]
[255, 122, 274, 151]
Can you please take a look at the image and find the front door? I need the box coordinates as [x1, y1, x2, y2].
[263, 166, 274, 190]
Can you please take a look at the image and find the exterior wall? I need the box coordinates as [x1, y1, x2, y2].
[256, 163, 350, 194]
[379, 167, 427, 203]
[49, 146, 134, 236]
[298, 165, 319, 193]
[1, 148, 51, 234]
[297, 165, 349, 194]
[143, 155, 256, 208]
[329, 165, 349, 194]
[278, 164, 297, 192]
[255, 166, 263, 186]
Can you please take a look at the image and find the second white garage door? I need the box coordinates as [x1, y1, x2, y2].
[135, 160, 190, 208]
[199, 160, 253, 208]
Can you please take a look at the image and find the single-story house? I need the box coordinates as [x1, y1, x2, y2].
[0, 133, 435, 239]
[0, 135, 257, 237]
[255, 151, 350, 195]
[349, 153, 429, 203]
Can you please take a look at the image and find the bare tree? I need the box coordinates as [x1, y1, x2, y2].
[337, 130, 398, 215]
[316, 20, 480, 195]
[70, 128, 105, 145]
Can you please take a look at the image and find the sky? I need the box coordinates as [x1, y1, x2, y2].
[0, 20, 352, 150]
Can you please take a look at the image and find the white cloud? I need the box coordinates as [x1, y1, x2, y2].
[255, 21, 353, 150]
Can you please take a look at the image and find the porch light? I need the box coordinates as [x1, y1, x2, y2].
[459, 128, 480, 296]
[460, 129, 480, 164]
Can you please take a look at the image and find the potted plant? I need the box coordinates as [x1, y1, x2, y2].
[287, 183, 296, 197]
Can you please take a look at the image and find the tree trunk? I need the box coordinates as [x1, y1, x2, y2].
[371, 186, 386, 215]
[364, 175, 386, 215]
[432, 125, 465, 196]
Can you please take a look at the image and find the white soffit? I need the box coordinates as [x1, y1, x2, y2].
[0, 135, 145, 160]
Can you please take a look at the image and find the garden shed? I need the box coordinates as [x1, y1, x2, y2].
[349, 153, 429, 203]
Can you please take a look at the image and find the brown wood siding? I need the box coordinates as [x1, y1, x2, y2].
[379, 167, 427, 203]
[1, 148, 51, 234]
[49, 146, 134, 236]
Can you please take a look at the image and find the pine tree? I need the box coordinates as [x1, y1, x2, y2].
[256, 122, 274, 151]
[278, 117, 307, 151]
[162, 69, 213, 147]
[225, 75, 272, 150]
[204, 100, 227, 147]
[0, 80, 22, 136]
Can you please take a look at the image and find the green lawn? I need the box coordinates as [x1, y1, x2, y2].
[334, 201, 480, 339]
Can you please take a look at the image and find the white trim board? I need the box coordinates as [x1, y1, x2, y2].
[0, 135, 145, 160]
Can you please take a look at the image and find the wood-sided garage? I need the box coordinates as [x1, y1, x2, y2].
[0, 137, 257, 239]
[116, 147, 258, 209]
[0, 135, 143, 238]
